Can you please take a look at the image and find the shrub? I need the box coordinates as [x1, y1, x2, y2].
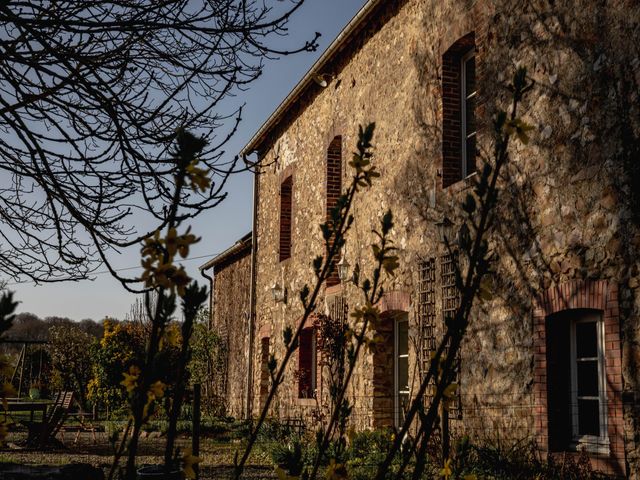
[451, 436, 611, 480]
[48, 324, 97, 408]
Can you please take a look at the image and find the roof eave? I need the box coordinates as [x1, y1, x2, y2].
[199, 232, 252, 271]
[240, 0, 383, 157]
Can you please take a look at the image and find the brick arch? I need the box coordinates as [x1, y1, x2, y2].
[439, 0, 490, 58]
[379, 290, 411, 314]
[257, 322, 272, 340]
[534, 279, 608, 316]
[324, 121, 346, 148]
[533, 279, 624, 476]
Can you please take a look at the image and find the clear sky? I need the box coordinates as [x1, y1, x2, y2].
[8, 0, 369, 321]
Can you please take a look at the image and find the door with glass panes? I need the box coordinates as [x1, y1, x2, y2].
[394, 314, 409, 428]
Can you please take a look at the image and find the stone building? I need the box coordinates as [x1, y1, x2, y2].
[200, 232, 252, 419]
[210, 0, 639, 476]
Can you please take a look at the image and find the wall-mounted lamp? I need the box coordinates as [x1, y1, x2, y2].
[271, 282, 287, 303]
[337, 257, 351, 282]
[435, 217, 454, 245]
[312, 72, 335, 88]
[337, 257, 360, 284]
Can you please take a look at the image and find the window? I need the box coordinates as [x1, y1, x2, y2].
[279, 176, 292, 261]
[394, 315, 409, 427]
[546, 309, 608, 453]
[442, 33, 476, 187]
[259, 337, 270, 404]
[461, 51, 476, 178]
[570, 312, 608, 450]
[298, 328, 316, 398]
[326, 136, 342, 287]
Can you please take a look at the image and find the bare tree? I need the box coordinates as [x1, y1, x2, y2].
[0, 0, 318, 288]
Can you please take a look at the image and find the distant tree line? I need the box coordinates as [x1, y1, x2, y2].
[2, 312, 104, 344]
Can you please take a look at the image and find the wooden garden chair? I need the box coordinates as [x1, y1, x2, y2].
[60, 403, 100, 445]
[23, 391, 74, 448]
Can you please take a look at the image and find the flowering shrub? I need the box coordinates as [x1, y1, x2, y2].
[107, 130, 208, 480]
[88, 320, 147, 412]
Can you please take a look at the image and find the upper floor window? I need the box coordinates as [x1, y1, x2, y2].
[326, 136, 342, 287]
[279, 175, 292, 261]
[442, 33, 476, 188]
[461, 50, 476, 178]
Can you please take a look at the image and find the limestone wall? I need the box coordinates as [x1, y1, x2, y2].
[212, 246, 252, 419]
[250, 0, 640, 476]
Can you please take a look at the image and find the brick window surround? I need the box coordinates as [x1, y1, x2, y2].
[279, 175, 293, 262]
[326, 136, 343, 287]
[533, 280, 625, 476]
[442, 32, 476, 188]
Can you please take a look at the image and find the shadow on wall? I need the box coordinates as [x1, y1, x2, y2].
[391, 0, 639, 474]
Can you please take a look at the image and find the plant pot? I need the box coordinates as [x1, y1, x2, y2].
[28, 388, 40, 400]
[137, 465, 183, 480]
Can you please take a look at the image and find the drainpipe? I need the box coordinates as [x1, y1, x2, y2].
[245, 166, 259, 420]
[200, 267, 214, 325]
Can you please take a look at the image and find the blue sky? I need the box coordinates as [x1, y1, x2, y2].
[9, 0, 369, 321]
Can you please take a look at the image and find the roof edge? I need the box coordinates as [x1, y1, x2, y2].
[199, 232, 252, 271]
[240, 0, 383, 157]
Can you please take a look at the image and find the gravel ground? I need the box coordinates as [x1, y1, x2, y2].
[0, 430, 276, 479]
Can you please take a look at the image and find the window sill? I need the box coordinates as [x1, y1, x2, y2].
[570, 437, 610, 456]
[296, 398, 316, 407]
[443, 171, 477, 194]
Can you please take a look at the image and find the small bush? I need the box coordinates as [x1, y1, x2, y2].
[452, 436, 612, 480]
[345, 429, 410, 480]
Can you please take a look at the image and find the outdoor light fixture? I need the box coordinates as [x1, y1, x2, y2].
[337, 257, 351, 282]
[271, 283, 286, 303]
[312, 72, 335, 88]
[435, 216, 454, 244]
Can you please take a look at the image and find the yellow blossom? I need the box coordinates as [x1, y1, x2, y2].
[0, 356, 14, 378]
[1, 382, 16, 411]
[443, 383, 458, 399]
[148, 381, 166, 400]
[439, 458, 453, 479]
[120, 365, 141, 394]
[186, 160, 211, 192]
[165, 227, 179, 256]
[142, 391, 156, 419]
[163, 324, 181, 349]
[275, 467, 298, 480]
[182, 447, 202, 479]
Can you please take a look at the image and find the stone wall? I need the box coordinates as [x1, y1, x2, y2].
[250, 0, 640, 476]
[211, 244, 252, 419]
